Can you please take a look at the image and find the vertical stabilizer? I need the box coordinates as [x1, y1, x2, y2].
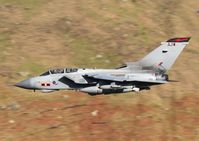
[139, 37, 190, 72]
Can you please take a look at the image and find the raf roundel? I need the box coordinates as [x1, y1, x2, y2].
[53, 81, 58, 85]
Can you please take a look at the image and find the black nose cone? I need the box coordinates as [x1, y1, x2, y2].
[15, 79, 32, 89]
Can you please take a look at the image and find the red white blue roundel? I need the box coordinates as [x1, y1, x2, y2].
[52, 81, 58, 85]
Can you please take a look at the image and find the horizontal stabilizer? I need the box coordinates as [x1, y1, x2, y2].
[133, 80, 168, 84]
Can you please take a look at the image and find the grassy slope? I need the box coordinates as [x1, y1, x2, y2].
[0, 0, 198, 141]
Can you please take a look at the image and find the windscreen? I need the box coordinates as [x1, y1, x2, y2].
[40, 71, 50, 76]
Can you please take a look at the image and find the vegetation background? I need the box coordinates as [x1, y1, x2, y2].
[0, 0, 198, 141]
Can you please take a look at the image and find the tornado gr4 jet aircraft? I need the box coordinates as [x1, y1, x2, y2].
[15, 37, 190, 95]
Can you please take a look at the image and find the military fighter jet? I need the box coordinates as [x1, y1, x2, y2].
[15, 37, 190, 95]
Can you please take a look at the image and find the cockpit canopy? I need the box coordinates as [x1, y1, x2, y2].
[40, 68, 78, 76]
[50, 69, 64, 74]
[65, 68, 78, 73]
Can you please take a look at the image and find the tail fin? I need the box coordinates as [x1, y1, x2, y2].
[139, 37, 191, 72]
